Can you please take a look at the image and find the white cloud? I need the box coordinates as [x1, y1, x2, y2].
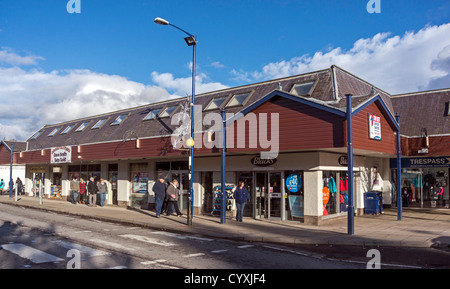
[0, 62, 228, 141]
[246, 23, 450, 94]
[0, 47, 44, 66]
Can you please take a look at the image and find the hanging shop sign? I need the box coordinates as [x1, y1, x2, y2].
[251, 156, 277, 167]
[368, 114, 382, 140]
[51, 146, 72, 164]
[286, 173, 302, 193]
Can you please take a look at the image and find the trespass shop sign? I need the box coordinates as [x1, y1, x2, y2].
[51, 146, 72, 164]
[390, 156, 450, 169]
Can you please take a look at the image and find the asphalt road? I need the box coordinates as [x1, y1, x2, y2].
[0, 203, 365, 270]
[1, 203, 449, 271]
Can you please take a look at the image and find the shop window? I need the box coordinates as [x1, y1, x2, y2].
[143, 109, 162, 121]
[76, 121, 90, 132]
[290, 81, 316, 97]
[225, 92, 252, 108]
[130, 163, 149, 194]
[284, 170, 304, 220]
[110, 114, 128, 126]
[323, 171, 339, 216]
[204, 96, 228, 111]
[156, 161, 171, 171]
[48, 127, 61, 137]
[61, 125, 75, 134]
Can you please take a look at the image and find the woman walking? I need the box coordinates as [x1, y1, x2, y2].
[78, 178, 87, 204]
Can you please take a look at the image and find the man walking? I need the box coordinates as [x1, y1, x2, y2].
[70, 177, 79, 205]
[152, 177, 167, 218]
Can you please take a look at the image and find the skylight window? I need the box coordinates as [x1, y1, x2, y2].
[143, 109, 161, 120]
[48, 127, 61, 137]
[61, 125, 74, 135]
[111, 114, 128, 126]
[31, 130, 43, 140]
[291, 81, 315, 96]
[225, 92, 250, 108]
[159, 106, 178, 118]
[75, 121, 90, 132]
[92, 118, 107, 129]
[204, 96, 228, 111]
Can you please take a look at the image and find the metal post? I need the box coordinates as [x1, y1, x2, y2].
[346, 94, 354, 235]
[396, 112, 402, 220]
[9, 144, 13, 198]
[15, 185, 18, 202]
[220, 108, 227, 224]
[187, 40, 196, 226]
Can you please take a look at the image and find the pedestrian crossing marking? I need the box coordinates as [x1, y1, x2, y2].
[119, 234, 176, 247]
[52, 240, 111, 257]
[1, 243, 64, 264]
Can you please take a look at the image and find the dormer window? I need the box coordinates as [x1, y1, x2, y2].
[111, 114, 128, 126]
[61, 125, 74, 135]
[445, 102, 450, 116]
[225, 92, 252, 108]
[143, 109, 162, 121]
[48, 127, 61, 137]
[159, 105, 178, 118]
[31, 130, 43, 140]
[204, 96, 228, 111]
[290, 81, 316, 96]
[75, 121, 90, 132]
[92, 118, 107, 129]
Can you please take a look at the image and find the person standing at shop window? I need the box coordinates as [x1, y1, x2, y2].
[97, 178, 108, 207]
[70, 177, 79, 205]
[78, 178, 87, 204]
[152, 177, 167, 218]
[233, 181, 249, 222]
[87, 177, 99, 207]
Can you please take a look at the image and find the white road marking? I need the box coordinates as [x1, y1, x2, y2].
[119, 234, 176, 247]
[108, 265, 128, 269]
[89, 238, 138, 252]
[141, 259, 167, 265]
[52, 240, 110, 257]
[1, 243, 64, 264]
[237, 245, 254, 249]
[211, 249, 228, 254]
[183, 253, 205, 258]
[150, 231, 213, 241]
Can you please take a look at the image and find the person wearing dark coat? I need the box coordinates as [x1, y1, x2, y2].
[233, 181, 249, 222]
[87, 177, 99, 207]
[152, 177, 167, 218]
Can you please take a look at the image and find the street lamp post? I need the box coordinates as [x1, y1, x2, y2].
[154, 17, 197, 225]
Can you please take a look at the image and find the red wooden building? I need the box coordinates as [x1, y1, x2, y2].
[1, 65, 449, 224]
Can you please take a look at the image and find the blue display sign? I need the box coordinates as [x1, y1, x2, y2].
[289, 196, 304, 217]
[390, 156, 450, 168]
[286, 174, 302, 193]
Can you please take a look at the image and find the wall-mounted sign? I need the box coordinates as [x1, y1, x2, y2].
[338, 156, 348, 166]
[390, 156, 450, 169]
[251, 156, 277, 167]
[51, 146, 72, 164]
[369, 114, 382, 140]
[286, 173, 302, 193]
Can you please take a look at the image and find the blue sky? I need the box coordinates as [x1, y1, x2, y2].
[0, 0, 450, 140]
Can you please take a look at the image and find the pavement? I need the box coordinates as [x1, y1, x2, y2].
[1, 194, 450, 249]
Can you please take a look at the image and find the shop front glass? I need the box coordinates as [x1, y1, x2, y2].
[130, 163, 148, 208]
[284, 170, 304, 220]
[397, 168, 449, 208]
[156, 161, 189, 211]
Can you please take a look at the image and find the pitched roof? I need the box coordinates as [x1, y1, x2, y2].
[25, 65, 397, 151]
[391, 88, 450, 137]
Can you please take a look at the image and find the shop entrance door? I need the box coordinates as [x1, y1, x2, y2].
[254, 172, 284, 220]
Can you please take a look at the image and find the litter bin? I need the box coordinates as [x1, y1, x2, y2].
[364, 192, 383, 214]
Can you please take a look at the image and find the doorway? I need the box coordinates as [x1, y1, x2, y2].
[254, 171, 284, 220]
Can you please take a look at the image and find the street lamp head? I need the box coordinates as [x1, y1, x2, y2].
[154, 17, 169, 25]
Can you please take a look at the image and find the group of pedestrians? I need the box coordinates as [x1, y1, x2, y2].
[70, 176, 108, 207]
[0, 178, 24, 195]
[152, 177, 183, 218]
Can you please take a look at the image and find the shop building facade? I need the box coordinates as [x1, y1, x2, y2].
[1, 65, 447, 224]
